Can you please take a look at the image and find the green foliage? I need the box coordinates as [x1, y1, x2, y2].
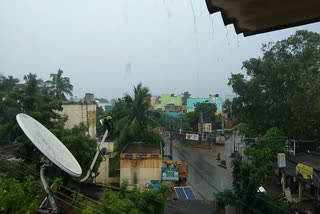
[229, 30, 320, 139]
[50, 178, 63, 193]
[214, 128, 288, 213]
[99, 183, 170, 214]
[0, 173, 45, 214]
[0, 73, 62, 146]
[214, 159, 288, 214]
[140, 131, 163, 145]
[245, 127, 285, 168]
[74, 194, 97, 214]
[50, 123, 102, 186]
[194, 102, 217, 117]
[214, 189, 237, 207]
[47, 69, 73, 101]
[110, 83, 160, 145]
[181, 91, 191, 105]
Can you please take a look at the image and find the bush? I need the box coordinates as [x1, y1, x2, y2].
[0, 173, 45, 213]
[141, 131, 163, 145]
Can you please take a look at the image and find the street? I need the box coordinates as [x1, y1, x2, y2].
[165, 135, 242, 200]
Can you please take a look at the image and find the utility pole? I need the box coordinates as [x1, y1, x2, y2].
[200, 111, 204, 143]
[170, 122, 173, 160]
[233, 129, 236, 156]
[180, 117, 182, 144]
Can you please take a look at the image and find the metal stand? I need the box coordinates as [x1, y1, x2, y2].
[38, 159, 58, 214]
[80, 129, 108, 182]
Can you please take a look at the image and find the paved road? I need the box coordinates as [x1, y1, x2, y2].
[165, 135, 242, 200]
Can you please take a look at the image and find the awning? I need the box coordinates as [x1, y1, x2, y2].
[205, 0, 320, 36]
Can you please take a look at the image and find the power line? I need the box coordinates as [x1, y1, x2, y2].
[0, 150, 194, 214]
[0, 156, 124, 214]
[171, 144, 264, 214]
[171, 137, 294, 213]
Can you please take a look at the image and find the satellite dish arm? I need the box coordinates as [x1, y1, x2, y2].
[80, 119, 111, 182]
[40, 160, 58, 213]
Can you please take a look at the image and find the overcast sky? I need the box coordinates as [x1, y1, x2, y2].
[1, 0, 320, 101]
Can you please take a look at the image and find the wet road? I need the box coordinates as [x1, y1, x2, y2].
[165, 135, 242, 200]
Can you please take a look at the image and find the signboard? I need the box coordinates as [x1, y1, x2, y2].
[296, 163, 313, 180]
[277, 153, 286, 168]
[186, 133, 199, 141]
[162, 168, 179, 181]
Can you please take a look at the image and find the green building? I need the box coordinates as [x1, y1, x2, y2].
[154, 94, 182, 111]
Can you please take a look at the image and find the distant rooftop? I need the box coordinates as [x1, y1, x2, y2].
[123, 144, 161, 154]
[288, 153, 320, 171]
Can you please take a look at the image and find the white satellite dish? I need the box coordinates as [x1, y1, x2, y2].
[16, 113, 82, 177]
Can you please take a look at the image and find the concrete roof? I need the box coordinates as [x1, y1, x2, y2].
[205, 0, 320, 36]
[123, 144, 161, 154]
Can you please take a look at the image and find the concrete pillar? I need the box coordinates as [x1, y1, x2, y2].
[282, 173, 286, 192]
[299, 181, 303, 202]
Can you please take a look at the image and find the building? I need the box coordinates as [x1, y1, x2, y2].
[280, 153, 320, 203]
[84, 93, 95, 103]
[95, 141, 120, 185]
[154, 94, 182, 112]
[150, 96, 156, 109]
[104, 104, 113, 112]
[61, 101, 96, 138]
[187, 96, 223, 114]
[198, 116, 212, 134]
[165, 104, 180, 112]
[120, 144, 162, 190]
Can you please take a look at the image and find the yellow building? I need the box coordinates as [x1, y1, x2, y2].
[120, 144, 162, 190]
[61, 102, 96, 138]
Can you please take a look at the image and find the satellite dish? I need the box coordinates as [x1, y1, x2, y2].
[16, 113, 82, 177]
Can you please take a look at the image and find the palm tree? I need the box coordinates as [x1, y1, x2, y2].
[117, 83, 157, 143]
[0, 75, 19, 93]
[48, 69, 73, 101]
[182, 91, 191, 105]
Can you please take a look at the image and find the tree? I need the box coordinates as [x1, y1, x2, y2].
[48, 123, 102, 186]
[0, 74, 62, 145]
[223, 99, 232, 121]
[228, 30, 320, 139]
[113, 83, 159, 143]
[0, 173, 45, 213]
[214, 159, 288, 214]
[47, 69, 73, 101]
[99, 182, 170, 214]
[214, 128, 289, 213]
[187, 102, 219, 132]
[182, 91, 191, 105]
[245, 127, 286, 169]
[0, 75, 19, 97]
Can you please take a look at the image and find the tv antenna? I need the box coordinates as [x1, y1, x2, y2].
[16, 113, 112, 213]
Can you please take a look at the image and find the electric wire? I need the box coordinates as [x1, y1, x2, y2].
[0, 149, 194, 214]
[170, 143, 264, 214]
[0, 152, 125, 214]
[0, 156, 121, 214]
[167, 134, 289, 213]
[0, 132, 292, 214]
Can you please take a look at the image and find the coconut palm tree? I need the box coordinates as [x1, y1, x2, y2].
[47, 69, 73, 101]
[116, 83, 157, 143]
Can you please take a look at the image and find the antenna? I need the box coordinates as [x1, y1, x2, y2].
[16, 113, 83, 213]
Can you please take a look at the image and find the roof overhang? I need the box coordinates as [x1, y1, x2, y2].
[205, 0, 320, 37]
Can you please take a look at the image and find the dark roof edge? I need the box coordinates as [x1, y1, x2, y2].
[243, 17, 320, 37]
[205, 0, 320, 37]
